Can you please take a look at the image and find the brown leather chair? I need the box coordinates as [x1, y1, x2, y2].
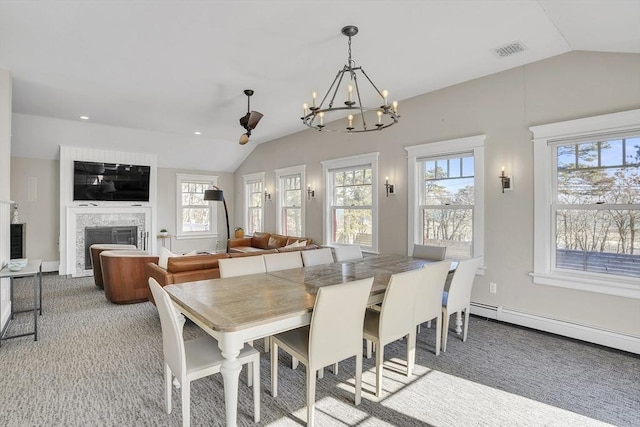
[100, 250, 159, 304]
[90, 244, 138, 289]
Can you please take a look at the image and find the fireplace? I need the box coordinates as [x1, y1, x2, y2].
[84, 226, 138, 269]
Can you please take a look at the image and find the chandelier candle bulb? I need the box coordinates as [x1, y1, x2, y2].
[382, 90, 389, 105]
[303, 103, 308, 116]
[312, 92, 317, 108]
[377, 110, 383, 124]
[348, 114, 354, 127]
[348, 85, 353, 102]
[392, 101, 398, 114]
[319, 111, 324, 126]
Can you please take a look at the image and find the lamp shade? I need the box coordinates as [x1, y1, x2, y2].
[204, 189, 224, 201]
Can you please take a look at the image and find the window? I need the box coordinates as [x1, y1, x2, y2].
[322, 153, 379, 252]
[531, 110, 640, 298]
[243, 172, 265, 234]
[175, 174, 217, 238]
[275, 165, 306, 237]
[406, 136, 485, 261]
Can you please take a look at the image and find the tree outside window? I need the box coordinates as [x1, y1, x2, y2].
[553, 136, 640, 278]
[420, 154, 474, 259]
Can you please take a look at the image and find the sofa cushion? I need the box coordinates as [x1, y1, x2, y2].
[286, 236, 313, 246]
[167, 253, 230, 273]
[251, 232, 271, 249]
[268, 234, 289, 249]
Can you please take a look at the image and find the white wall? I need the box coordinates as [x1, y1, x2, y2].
[234, 51, 640, 339]
[1, 69, 13, 329]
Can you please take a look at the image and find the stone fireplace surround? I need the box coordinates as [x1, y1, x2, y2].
[66, 206, 152, 277]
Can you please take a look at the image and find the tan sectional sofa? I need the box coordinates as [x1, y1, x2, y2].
[146, 241, 318, 288]
[229, 232, 313, 253]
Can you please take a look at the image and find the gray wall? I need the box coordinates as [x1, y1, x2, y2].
[233, 51, 640, 336]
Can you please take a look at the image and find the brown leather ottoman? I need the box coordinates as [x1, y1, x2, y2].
[100, 250, 159, 304]
[90, 244, 138, 289]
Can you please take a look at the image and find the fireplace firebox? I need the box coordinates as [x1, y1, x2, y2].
[84, 226, 138, 269]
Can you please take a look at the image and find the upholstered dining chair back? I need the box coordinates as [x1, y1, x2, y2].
[414, 260, 451, 355]
[363, 268, 423, 397]
[301, 247, 334, 266]
[412, 244, 447, 261]
[333, 244, 363, 262]
[444, 257, 481, 313]
[218, 255, 266, 278]
[441, 256, 482, 352]
[149, 278, 186, 381]
[263, 251, 303, 272]
[308, 277, 374, 368]
[378, 269, 423, 343]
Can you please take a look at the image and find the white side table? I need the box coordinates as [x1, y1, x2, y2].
[0, 259, 42, 345]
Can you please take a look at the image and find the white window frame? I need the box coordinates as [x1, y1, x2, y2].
[406, 135, 485, 266]
[175, 173, 218, 239]
[530, 109, 640, 299]
[274, 165, 306, 237]
[243, 172, 265, 234]
[321, 152, 379, 253]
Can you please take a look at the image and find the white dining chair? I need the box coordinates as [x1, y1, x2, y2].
[333, 244, 363, 262]
[363, 268, 422, 397]
[414, 261, 451, 356]
[264, 251, 303, 272]
[412, 244, 447, 261]
[271, 277, 374, 427]
[441, 257, 482, 352]
[218, 255, 266, 278]
[148, 278, 260, 426]
[301, 248, 334, 266]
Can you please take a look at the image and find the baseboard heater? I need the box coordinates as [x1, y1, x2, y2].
[470, 302, 639, 355]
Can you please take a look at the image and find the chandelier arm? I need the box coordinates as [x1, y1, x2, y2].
[317, 69, 344, 110]
[359, 68, 387, 104]
[351, 73, 369, 130]
[327, 68, 348, 110]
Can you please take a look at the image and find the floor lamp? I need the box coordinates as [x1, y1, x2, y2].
[204, 186, 230, 253]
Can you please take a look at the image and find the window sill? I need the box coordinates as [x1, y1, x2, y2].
[530, 271, 640, 299]
[175, 233, 218, 240]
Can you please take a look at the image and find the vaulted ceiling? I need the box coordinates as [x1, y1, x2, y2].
[1, 1, 639, 171]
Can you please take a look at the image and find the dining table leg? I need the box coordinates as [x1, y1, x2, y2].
[218, 334, 244, 427]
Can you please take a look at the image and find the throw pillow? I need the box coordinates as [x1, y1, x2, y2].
[158, 247, 176, 270]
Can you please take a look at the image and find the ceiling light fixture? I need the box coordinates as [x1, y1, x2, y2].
[238, 89, 264, 145]
[80, 116, 89, 120]
[301, 25, 399, 134]
[194, 131, 201, 135]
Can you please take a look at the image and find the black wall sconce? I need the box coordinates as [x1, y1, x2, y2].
[264, 190, 271, 201]
[499, 167, 512, 193]
[385, 176, 395, 197]
[307, 185, 315, 200]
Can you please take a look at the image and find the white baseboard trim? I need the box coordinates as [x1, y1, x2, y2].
[42, 261, 59, 273]
[470, 302, 640, 355]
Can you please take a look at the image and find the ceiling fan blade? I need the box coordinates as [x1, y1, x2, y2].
[247, 111, 263, 129]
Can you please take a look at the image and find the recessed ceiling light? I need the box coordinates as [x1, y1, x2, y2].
[80, 116, 90, 120]
[194, 131, 201, 135]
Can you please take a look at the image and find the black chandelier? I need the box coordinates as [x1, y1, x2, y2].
[301, 25, 399, 133]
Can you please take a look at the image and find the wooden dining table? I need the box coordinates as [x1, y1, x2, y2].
[164, 253, 454, 427]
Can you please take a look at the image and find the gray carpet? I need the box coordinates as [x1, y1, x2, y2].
[0, 273, 638, 427]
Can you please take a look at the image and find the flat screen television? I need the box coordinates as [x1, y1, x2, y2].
[73, 160, 151, 202]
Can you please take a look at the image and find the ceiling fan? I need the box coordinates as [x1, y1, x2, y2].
[238, 89, 263, 145]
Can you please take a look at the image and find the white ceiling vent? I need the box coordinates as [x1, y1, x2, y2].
[492, 41, 527, 58]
